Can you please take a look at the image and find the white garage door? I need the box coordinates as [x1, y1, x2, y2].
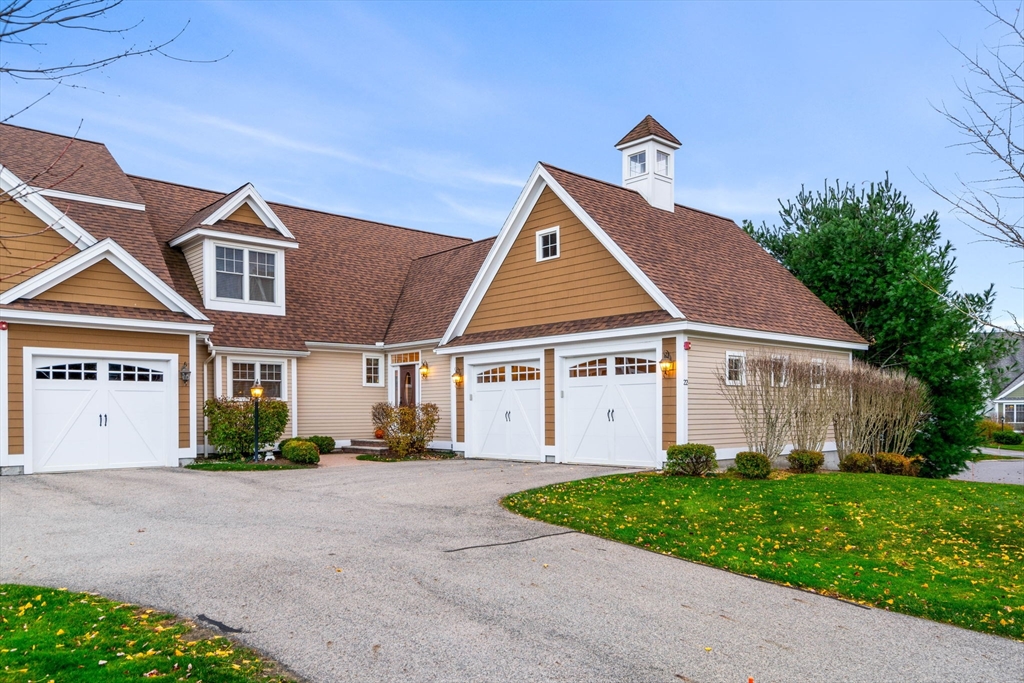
[31, 355, 174, 473]
[469, 362, 542, 461]
[564, 354, 658, 468]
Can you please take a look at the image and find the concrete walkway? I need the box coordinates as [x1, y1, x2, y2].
[954, 456, 1024, 485]
[2, 460, 1021, 682]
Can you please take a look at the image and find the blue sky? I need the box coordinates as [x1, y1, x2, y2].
[3, 1, 1022, 323]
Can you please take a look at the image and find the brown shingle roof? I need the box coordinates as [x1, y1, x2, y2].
[385, 238, 494, 344]
[168, 184, 296, 244]
[4, 298, 198, 324]
[0, 124, 145, 204]
[443, 311, 676, 348]
[542, 164, 865, 345]
[615, 115, 681, 147]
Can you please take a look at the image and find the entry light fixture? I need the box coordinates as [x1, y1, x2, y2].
[419, 362, 430, 378]
[180, 361, 191, 385]
[660, 351, 675, 378]
[452, 367, 464, 387]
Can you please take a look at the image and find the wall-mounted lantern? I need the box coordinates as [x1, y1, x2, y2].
[419, 362, 430, 378]
[452, 367, 464, 387]
[180, 361, 192, 385]
[660, 351, 675, 378]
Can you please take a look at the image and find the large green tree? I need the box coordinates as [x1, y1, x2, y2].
[745, 176, 1011, 477]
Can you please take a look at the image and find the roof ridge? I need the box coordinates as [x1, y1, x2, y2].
[412, 235, 495, 261]
[0, 122, 108, 147]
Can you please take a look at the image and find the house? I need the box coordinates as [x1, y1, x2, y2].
[0, 116, 867, 475]
[987, 334, 1023, 431]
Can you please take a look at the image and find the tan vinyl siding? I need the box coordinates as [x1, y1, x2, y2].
[544, 348, 555, 446]
[35, 259, 166, 309]
[419, 348, 453, 443]
[183, 241, 204, 297]
[225, 204, 264, 225]
[662, 337, 676, 449]
[686, 334, 849, 450]
[6, 324, 191, 453]
[464, 187, 662, 334]
[455, 356, 465, 443]
[296, 349, 385, 440]
[0, 196, 77, 291]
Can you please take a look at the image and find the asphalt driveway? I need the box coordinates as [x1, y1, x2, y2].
[1, 460, 1021, 682]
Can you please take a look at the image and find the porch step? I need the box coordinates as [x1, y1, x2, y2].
[350, 439, 386, 448]
[341, 445, 389, 455]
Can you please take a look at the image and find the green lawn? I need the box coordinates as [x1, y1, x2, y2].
[503, 472, 1024, 640]
[0, 585, 292, 681]
[984, 442, 1024, 452]
[186, 460, 312, 471]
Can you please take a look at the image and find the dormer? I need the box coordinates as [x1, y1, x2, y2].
[614, 115, 681, 212]
[168, 183, 297, 316]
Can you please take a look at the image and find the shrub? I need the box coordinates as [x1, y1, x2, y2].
[839, 452, 873, 473]
[371, 402, 391, 433]
[977, 418, 1002, 443]
[735, 451, 771, 479]
[992, 430, 1023, 445]
[376, 402, 441, 457]
[787, 449, 824, 473]
[282, 439, 319, 464]
[874, 451, 923, 476]
[307, 435, 336, 454]
[204, 398, 289, 458]
[665, 444, 717, 476]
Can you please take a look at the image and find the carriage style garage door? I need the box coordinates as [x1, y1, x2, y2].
[468, 361, 543, 461]
[564, 354, 659, 468]
[30, 353, 175, 473]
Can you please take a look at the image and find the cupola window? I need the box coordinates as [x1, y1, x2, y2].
[629, 151, 647, 176]
[656, 150, 670, 176]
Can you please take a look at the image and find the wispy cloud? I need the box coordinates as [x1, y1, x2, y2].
[675, 183, 790, 220]
[436, 193, 510, 227]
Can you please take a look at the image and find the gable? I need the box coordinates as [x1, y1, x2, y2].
[34, 258, 168, 310]
[464, 187, 662, 335]
[225, 202, 265, 226]
[0, 196, 79, 292]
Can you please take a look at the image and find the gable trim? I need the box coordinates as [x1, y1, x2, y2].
[202, 183, 294, 239]
[0, 238, 209, 320]
[0, 165, 97, 249]
[994, 376, 1024, 402]
[31, 187, 145, 211]
[168, 228, 299, 250]
[440, 163, 683, 345]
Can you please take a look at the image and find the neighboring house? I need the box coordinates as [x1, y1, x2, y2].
[987, 333, 1023, 430]
[0, 116, 867, 475]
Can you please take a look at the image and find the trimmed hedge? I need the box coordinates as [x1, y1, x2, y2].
[992, 430, 1023, 445]
[875, 452, 922, 477]
[204, 397, 289, 458]
[735, 451, 771, 479]
[282, 440, 319, 464]
[788, 449, 824, 473]
[665, 444, 717, 476]
[307, 435, 336, 454]
[839, 452, 873, 473]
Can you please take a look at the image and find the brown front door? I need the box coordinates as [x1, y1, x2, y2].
[399, 365, 417, 407]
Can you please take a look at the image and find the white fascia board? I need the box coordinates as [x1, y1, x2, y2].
[994, 377, 1024, 401]
[0, 238, 209, 321]
[1, 166, 97, 249]
[614, 134, 681, 151]
[434, 320, 869, 355]
[440, 165, 548, 345]
[31, 187, 145, 211]
[384, 338, 441, 351]
[304, 341, 384, 352]
[210, 345, 310, 358]
[201, 183, 295, 240]
[168, 228, 299, 250]
[0, 308, 213, 334]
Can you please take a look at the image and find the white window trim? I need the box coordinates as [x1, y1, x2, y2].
[204, 240, 286, 316]
[770, 354, 790, 388]
[725, 351, 746, 386]
[628, 150, 647, 177]
[536, 226, 560, 262]
[362, 353, 385, 387]
[810, 358, 826, 389]
[655, 150, 671, 178]
[227, 357, 289, 401]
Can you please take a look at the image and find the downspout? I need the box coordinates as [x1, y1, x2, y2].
[202, 336, 216, 457]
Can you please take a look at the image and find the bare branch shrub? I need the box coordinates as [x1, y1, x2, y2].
[717, 350, 792, 459]
[831, 361, 929, 458]
[787, 355, 844, 452]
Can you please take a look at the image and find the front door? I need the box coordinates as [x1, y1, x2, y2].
[398, 364, 417, 407]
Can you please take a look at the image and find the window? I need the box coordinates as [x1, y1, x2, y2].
[477, 367, 506, 383]
[108, 363, 163, 382]
[363, 355, 383, 386]
[1007, 404, 1022, 424]
[390, 351, 420, 364]
[215, 246, 277, 303]
[36, 362, 98, 381]
[725, 352, 745, 385]
[231, 362, 283, 398]
[569, 358, 607, 378]
[615, 357, 657, 375]
[770, 355, 790, 387]
[536, 227, 559, 261]
[810, 359, 826, 389]
[511, 365, 540, 381]
[656, 150, 670, 176]
[629, 151, 646, 176]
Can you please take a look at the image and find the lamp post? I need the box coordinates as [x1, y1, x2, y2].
[250, 380, 264, 462]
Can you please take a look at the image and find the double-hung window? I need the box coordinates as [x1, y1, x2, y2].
[725, 352, 745, 385]
[363, 355, 384, 387]
[232, 362, 283, 398]
[629, 151, 646, 176]
[215, 246, 276, 303]
[656, 150, 670, 176]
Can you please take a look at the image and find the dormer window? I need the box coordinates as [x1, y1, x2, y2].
[629, 151, 647, 177]
[656, 150, 670, 176]
[215, 245, 276, 303]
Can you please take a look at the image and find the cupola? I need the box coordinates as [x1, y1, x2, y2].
[614, 115, 681, 212]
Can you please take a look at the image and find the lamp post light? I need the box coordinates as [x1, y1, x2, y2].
[250, 380, 264, 462]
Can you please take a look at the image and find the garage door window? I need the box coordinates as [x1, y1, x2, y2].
[108, 363, 164, 382]
[569, 358, 607, 377]
[36, 362, 98, 381]
[511, 365, 540, 381]
[232, 362, 283, 398]
[614, 357, 656, 375]
[477, 367, 506, 383]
